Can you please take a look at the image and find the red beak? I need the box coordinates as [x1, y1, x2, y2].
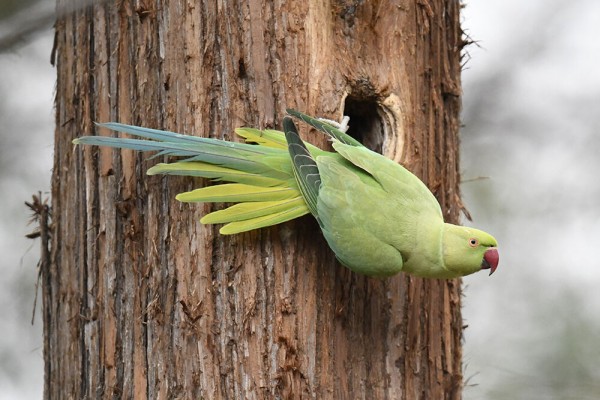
[482, 248, 499, 276]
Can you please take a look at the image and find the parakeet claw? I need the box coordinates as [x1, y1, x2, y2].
[481, 248, 499, 275]
[317, 116, 351, 133]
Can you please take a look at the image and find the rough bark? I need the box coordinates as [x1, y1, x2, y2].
[48, 0, 465, 398]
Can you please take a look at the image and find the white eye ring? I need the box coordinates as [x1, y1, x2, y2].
[469, 238, 479, 247]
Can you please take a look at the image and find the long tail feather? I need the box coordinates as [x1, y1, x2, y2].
[73, 119, 320, 233]
[235, 127, 288, 150]
[236, 126, 325, 155]
[75, 123, 289, 179]
[218, 205, 309, 235]
[176, 184, 300, 203]
[148, 161, 284, 187]
[201, 197, 307, 224]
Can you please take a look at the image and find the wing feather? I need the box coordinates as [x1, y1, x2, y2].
[283, 117, 321, 216]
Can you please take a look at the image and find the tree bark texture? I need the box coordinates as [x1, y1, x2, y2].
[49, 0, 465, 398]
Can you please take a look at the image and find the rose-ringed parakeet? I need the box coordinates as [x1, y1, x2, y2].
[73, 109, 499, 278]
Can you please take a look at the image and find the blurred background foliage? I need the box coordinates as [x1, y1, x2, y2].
[461, 1, 600, 399]
[0, 1, 52, 399]
[0, 0, 54, 52]
[0, 1, 598, 399]
[0, 0, 40, 19]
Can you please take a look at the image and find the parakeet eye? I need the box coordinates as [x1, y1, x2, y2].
[468, 238, 479, 247]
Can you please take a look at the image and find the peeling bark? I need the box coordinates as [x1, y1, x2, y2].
[48, 0, 465, 398]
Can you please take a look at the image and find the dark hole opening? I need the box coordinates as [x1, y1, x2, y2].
[343, 97, 384, 154]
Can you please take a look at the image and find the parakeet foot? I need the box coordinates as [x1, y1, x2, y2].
[317, 116, 351, 133]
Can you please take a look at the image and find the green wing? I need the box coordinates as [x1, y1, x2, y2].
[330, 142, 443, 218]
[283, 117, 321, 217]
[314, 156, 406, 277]
[286, 109, 364, 147]
[311, 141, 445, 277]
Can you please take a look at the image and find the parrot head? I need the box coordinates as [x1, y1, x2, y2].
[442, 224, 499, 277]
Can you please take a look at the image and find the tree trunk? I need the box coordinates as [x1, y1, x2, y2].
[48, 0, 465, 398]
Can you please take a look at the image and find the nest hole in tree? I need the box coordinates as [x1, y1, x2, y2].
[343, 97, 384, 154]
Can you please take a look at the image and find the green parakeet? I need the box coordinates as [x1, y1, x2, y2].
[73, 109, 499, 279]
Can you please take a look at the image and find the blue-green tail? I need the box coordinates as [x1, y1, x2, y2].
[74, 123, 310, 234]
[73, 110, 361, 234]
